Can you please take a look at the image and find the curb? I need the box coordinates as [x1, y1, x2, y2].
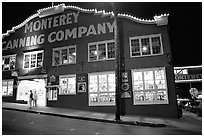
[3, 107, 166, 128]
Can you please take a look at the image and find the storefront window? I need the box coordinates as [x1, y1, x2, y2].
[23, 51, 43, 69]
[2, 80, 13, 96]
[130, 34, 163, 57]
[132, 67, 168, 105]
[59, 75, 76, 95]
[48, 87, 58, 101]
[88, 40, 115, 62]
[53, 45, 76, 66]
[2, 55, 16, 71]
[88, 72, 115, 106]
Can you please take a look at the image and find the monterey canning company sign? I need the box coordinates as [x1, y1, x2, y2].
[3, 7, 115, 51]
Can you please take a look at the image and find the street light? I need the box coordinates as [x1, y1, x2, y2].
[111, 2, 121, 121]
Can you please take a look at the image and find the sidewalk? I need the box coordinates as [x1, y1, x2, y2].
[2, 102, 202, 132]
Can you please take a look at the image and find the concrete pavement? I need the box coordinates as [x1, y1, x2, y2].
[2, 102, 202, 132]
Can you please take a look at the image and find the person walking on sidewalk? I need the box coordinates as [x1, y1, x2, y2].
[29, 90, 34, 109]
[33, 90, 38, 107]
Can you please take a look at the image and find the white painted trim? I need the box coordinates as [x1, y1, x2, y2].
[52, 45, 76, 66]
[129, 34, 163, 58]
[88, 39, 115, 62]
[18, 74, 47, 80]
[131, 67, 169, 105]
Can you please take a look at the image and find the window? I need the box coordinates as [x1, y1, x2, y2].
[88, 40, 115, 62]
[132, 67, 168, 105]
[53, 45, 76, 66]
[48, 87, 58, 101]
[88, 72, 115, 106]
[130, 34, 163, 57]
[2, 80, 13, 96]
[2, 55, 16, 71]
[59, 75, 76, 95]
[23, 51, 43, 69]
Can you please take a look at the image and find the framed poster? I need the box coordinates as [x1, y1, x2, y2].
[78, 82, 86, 93]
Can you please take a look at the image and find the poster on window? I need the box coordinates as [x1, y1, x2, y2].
[78, 82, 86, 93]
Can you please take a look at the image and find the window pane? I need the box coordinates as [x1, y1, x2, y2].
[67, 77, 76, 94]
[89, 45, 97, 61]
[157, 91, 167, 100]
[141, 38, 150, 55]
[90, 94, 98, 103]
[4, 57, 10, 70]
[107, 42, 115, 59]
[99, 74, 107, 92]
[2, 81, 7, 96]
[37, 53, 43, 67]
[69, 47, 76, 63]
[99, 93, 108, 103]
[24, 55, 30, 68]
[109, 93, 115, 102]
[144, 71, 154, 89]
[10, 56, 16, 70]
[60, 77, 67, 94]
[98, 43, 106, 60]
[108, 74, 115, 91]
[54, 50, 60, 65]
[131, 39, 140, 56]
[89, 84, 98, 92]
[133, 72, 143, 90]
[61, 49, 68, 64]
[155, 69, 166, 89]
[31, 54, 37, 68]
[152, 37, 161, 54]
[134, 91, 145, 101]
[145, 91, 156, 101]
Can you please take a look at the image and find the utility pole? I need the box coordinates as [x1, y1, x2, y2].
[111, 2, 121, 121]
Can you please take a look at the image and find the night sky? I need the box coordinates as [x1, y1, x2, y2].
[2, 2, 202, 67]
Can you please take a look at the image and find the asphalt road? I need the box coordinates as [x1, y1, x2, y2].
[2, 109, 201, 135]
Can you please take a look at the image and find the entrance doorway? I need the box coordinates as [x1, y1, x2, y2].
[17, 79, 46, 106]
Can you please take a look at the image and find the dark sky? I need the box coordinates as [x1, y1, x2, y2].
[2, 2, 202, 67]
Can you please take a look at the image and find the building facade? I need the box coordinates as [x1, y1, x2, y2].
[174, 65, 202, 98]
[2, 4, 178, 118]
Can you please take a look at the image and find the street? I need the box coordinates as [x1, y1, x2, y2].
[2, 109, 201, 135]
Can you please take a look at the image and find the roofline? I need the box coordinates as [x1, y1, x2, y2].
[2, 3, 169, 39]
[174, 65, 202, 69]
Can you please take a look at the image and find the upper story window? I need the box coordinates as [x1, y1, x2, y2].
[53, 45, 76, 66]
[2, 55, 16, 71]
[23, 50, 44, 69]
[132, 67, 168, 105]
[88, 40, 115, 62]
[129, 34, 163, 57]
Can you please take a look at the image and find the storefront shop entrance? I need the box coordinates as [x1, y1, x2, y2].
[16, 79, 46, 106]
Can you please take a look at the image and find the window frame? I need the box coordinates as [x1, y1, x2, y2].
[59, 74, 76, 95]
[2, 54, 16, 71]
[23, 50, 44, 69]
[131, 67, 169, 105]
[129, 34, 163, 58]
[88, 71, 116, 106]
[2, 79, 14, 96]
[52, 45, 76, 66]
[88, 40, 115, 62]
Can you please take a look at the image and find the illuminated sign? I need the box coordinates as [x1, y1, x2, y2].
[175, 74, 202, 81]
[2, 11, 115, 51]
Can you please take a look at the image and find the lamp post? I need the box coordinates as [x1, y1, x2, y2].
[111, 2, 121, 121]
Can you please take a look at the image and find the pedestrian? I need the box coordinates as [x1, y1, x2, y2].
[29, 90, 33, 109]
[33, 90, 38, 107]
